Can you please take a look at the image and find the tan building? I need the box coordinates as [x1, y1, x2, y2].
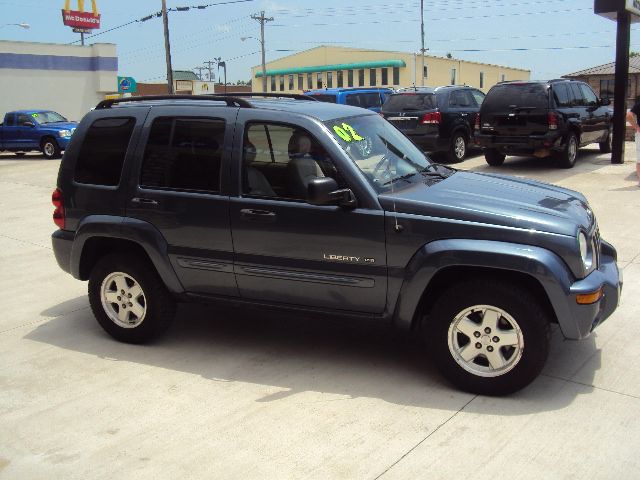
[250, 46, 529, 94]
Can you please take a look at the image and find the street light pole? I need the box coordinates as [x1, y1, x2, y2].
[161, 0, 174, 94]
[420, 0, 425, 86]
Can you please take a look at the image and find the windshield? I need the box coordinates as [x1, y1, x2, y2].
[325, 114, 433, 192]
[31, 111, 68, 124]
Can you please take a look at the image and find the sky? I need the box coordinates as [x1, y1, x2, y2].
[2, 0, 640, 84]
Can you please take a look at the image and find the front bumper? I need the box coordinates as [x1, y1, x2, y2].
[57, 136, 72, 150]
[563, 240, 622, 339]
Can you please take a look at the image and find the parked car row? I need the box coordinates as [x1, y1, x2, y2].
[303, 79, 613, 168]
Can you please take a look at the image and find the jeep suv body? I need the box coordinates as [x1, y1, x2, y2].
[51, 94, 621, 395]
[303, 87, 393, 112]
[474, 80, 612, 168]
[380, 86, 485, 162]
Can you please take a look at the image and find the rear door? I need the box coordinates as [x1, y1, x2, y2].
[126, 106, 238, 297]
[480, 83, 550, 137]
[577, 82, 609, 144]
[446, 89, 478, 135]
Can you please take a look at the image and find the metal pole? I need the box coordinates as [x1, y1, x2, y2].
[81, 32, 85, 46]
[420, 0, 425, 86]
[162, 0, 174, 94]
[251, 11, 273, 93]
[611, 10, 631, 164]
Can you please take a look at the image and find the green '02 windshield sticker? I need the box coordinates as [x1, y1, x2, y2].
[333, 123, 364, 142]
[31, 113, 39, 118]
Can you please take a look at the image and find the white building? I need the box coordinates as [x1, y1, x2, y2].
[0, 40, 117, 121]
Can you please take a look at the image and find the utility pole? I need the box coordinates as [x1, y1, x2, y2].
[162, 0, 174, 94]
[193, 66, 206, 81]
[204, 60, 216, 82]
[251, 11, 273, 92]
[420, 0, 425, 87]
[215, 57, 227, 93]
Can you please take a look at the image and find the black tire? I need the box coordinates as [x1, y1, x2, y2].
[447, 132, 468, 163]
[599, 128, 612, 153]
[557, 132, 578, 168]
[41, 137, 61, 159]
[425, 279, 551, 396]
[484, 148, 505, 166]
[88, 253, 176, 343]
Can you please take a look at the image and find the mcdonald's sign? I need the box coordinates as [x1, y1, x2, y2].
[61, 0, 101, 30]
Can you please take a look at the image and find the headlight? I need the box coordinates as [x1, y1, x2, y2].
[58, 130, 72, 138]
[577, 230, 593, 272]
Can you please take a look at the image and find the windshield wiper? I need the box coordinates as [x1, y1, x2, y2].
[422, 163, 457, 178]
[381, 172, 418, 186]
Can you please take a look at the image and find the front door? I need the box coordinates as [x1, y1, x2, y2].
[126, 106, 238, 297]
[229, 116, 388, 313]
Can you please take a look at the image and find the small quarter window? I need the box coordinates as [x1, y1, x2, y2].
[74, 117, 135, 186]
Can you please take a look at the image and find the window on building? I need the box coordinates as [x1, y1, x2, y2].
[298, 74, 304, 90]
[393, 67, 400, 85]
[307, 73, 313, 90]
[337, 71, 344, 88]
[289, 75, 294, 90]
[480, 71, 484, 89]
[327, 71, 333, 88]
[140, 117, 224, 193]
[381, 68, 388, 86]
[279, 75, 285, 91]
[600, 79, 615, 99]
[358, 69, 365, 87]
[501, 74, 506, 82]
[423, 65, 428, 78]
[74, 117, 135, 186]
[348, 70, 354, 87]
[270, 75, 276, 91]
[370, 69, 377, 86]
[451, 68, 457, 85]
[317, 72, 323, 89]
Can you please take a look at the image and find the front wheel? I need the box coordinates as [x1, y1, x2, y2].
[447, 132, 467, 163]
[88, 253, 176, 343]
[425, 280, 551, 395]
[41, 138, 61, 159]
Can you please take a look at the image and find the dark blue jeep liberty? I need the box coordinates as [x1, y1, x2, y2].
[51, 94, 622, 395]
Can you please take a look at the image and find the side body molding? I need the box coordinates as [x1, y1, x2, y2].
[392, 239, 575, 333]
[70, 215, 184, 294]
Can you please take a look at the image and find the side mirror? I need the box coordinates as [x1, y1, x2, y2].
[600, 97, 611, 106]
[22, 121, 35, 127]
[307, 177, 356, 208]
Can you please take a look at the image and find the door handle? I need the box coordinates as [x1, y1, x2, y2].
[240, 208, 277, 223]
[131, 197, 159, 206]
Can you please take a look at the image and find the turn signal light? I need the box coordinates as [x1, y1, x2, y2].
[52, 188, 65, 229]
[475, 114, 481, 131]
[576, 288, 603, 305]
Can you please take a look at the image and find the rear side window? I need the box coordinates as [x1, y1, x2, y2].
[569, 83, 585, 107]
[140, 117, 225, 193]
[552, 83, 572, 107]
[578, 83, 598, 106]
[346, 92, 382, 109]
[310, 94, 337, 103]
[383, 93, 436, 110]
[4, 114, 15, 126]
[449, 90, 474, 107]
[74, 117, 135, 186]
[483, 84, 549, 111]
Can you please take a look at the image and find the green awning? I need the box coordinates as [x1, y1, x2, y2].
[255, 59, 406, 78]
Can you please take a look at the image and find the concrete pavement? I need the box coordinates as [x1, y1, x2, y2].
[0, 145, 639, 479]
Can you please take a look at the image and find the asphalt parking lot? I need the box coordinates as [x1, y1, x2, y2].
[1, 146, 639, 479]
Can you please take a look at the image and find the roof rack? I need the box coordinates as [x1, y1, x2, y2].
[212, 92, 317, 101]
[94, 95, 253, 110]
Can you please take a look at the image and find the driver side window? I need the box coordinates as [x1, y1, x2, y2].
[242, 123, 344, 201]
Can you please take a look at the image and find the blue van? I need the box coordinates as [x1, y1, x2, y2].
[303, 87, 393, 112]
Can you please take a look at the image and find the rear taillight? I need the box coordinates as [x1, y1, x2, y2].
[548, 112, 558, 130]
[420, 111, 441, 124]
[475, 114, 481, 131]
[52, 188, 65, 229]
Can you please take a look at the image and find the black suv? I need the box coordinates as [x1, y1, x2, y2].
[380, 86, 485, 162]
[51, 94, 621, 395]
[474, 79, 612, 168]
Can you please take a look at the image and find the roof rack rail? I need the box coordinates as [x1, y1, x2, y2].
[94, 94, 253, 110]
[211, 92, 317, 101]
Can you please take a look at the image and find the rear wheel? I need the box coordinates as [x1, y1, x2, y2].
[41, 137, 61, 159]
[447, 132, 468, 162]
[425, 279, 551, 395]
[557, 132, 578, 168]
[599, 128, 612, 153]
[484, 148, 505, 166]
[88, 253, 176, 343]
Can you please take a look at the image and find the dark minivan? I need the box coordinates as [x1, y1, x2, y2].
[381, 86, 485, 162]
[474, 79, 612, 168]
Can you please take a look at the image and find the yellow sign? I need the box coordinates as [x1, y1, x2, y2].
[64, 0, 99, 14]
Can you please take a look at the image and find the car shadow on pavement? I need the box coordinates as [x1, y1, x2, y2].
[28, 298, 600, 413]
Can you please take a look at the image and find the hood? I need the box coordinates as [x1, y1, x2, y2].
[378, 170, 593, 236]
